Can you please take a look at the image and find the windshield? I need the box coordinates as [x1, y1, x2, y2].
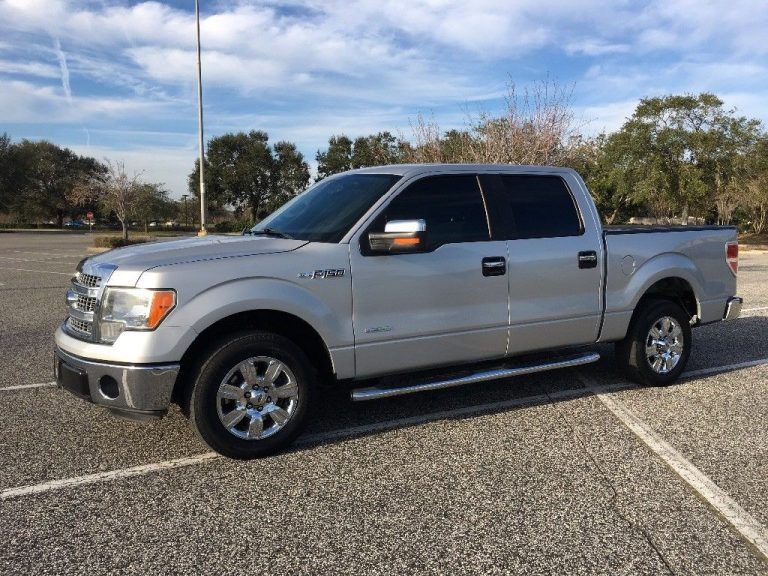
[250, 173, 401, 242]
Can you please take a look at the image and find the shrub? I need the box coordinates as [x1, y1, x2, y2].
[93, 236, 151, 248]
[214, 219, 253, 233]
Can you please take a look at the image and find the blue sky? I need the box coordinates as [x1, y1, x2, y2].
[1, 0, 767, 197]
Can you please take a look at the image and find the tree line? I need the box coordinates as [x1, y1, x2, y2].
[2, 82, 767, 236]
[0, 136, 182, 238]
[191, 85, 768, 234]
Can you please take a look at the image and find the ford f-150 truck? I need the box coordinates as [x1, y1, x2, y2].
[54, 165, 743, 458]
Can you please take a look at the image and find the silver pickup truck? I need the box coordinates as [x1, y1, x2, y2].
[54, 165, 742, 458]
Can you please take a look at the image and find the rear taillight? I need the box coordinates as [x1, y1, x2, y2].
[726, 241, 738, 276]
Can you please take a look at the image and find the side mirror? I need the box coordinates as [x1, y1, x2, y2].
[368, 219, 427, 254]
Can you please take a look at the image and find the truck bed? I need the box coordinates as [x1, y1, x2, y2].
[604, 225, 737, 235]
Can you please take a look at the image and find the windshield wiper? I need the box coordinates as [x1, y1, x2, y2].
[250, 227, 294, 240]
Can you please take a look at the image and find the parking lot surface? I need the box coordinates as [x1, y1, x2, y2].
[1, 233, 767, 575]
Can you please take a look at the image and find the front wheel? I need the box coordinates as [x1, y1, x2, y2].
[615, 300, 692, 386]
[189, 331, 314, 458]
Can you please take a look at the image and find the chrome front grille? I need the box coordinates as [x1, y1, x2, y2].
[76, 272, 101, 288]
[66, 316, 92, 335]
[75, 294, 97, 313]
[65, 264, 114, 342]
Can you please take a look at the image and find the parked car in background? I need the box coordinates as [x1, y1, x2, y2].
[55, 165, 742, 458]
[64, 220, 85, 229]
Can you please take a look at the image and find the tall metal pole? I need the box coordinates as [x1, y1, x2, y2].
[195, 0, 207, 235]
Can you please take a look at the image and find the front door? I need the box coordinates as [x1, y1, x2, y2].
[350, 174, 510, 378]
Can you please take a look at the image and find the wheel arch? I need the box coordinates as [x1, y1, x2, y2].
[173, 309, 336, 411]
[636, 276, 699, 322]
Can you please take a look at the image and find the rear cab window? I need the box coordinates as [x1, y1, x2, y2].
[481, 174, 583, 240]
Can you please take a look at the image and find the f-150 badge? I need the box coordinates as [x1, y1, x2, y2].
[297, 269, 345, 279]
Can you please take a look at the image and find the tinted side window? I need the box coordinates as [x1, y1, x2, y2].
[374, 175, 490, 249]
[497, 175, 582, 239]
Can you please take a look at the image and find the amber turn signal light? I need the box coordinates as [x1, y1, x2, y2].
[147, 290, 176, 329]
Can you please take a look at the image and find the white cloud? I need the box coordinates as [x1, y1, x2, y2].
[69, 143, 197, 197]
[1, 0, 767, 195]
[0, 79, 169, 124]
[0, 58, 59, 78]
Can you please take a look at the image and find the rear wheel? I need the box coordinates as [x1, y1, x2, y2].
[189, 331, 314, 458]
[615, 300, 692, 386]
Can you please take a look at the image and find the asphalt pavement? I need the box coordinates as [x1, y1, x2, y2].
[1, 232, 767, 575]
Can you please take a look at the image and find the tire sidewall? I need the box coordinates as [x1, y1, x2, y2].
[190, 331, 313, 459]
[629, 300, 692, 386]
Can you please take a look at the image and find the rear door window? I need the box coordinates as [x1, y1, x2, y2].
[486, 175, 583, 239]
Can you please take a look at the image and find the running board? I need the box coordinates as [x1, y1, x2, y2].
[350, 352, 601, 402]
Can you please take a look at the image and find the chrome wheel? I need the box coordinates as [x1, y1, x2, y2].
[645, 316, 684, 374]
[216, 356, 299, 440]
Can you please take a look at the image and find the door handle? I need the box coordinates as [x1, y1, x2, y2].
[578, 251, 598, 269]
[482, 257, 506, 276]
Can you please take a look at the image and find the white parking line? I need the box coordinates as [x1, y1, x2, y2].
[0, 381, 56, 391]
[682, 358, 768, 380]
[583, 375, 768, 563]
[0, 453, 221, 500]
[742, 306, 768, 313]
[0, 256, 80, 263]
[2, 356, 767, 500]
[0, 267, 72, 276]
[0, 382, 629, 500]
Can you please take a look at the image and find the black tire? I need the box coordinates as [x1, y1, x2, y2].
[615, 299, 692, 387]
[189, 331, 314, 459]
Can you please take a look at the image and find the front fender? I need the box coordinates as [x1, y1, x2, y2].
[169, 277, 352, 350]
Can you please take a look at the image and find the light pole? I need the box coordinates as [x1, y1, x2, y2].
[195, 0, 207, 236]
[181, 194, 189, 228]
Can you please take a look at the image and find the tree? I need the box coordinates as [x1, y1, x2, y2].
[10, 140, 105, 225]
[70, 161, 141, 240]
[0, 133, 16, 213]
[606, 93, 761, 223]
[189, 131, 310, 223]
[406, 79, 577, 166]
[351, 132, 405, 167]
[133, 183, 174, 233]
[315, 135, 353, 179]
[270, 141, 310, 217]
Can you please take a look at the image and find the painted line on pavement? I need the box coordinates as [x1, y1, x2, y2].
[0, 256, 80, 264]
[742, 306, 768, 313]
[0, 381, 56, 391]
[3, 355, 768, 499]
[583, 374, 768, 563]
[0, 267, 72, 276]
[0, 453, 221, 500]
[682, 358, 768, 380]
[0, 382, 630, 500]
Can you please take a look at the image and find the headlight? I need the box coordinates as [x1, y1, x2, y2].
[98, 288, 176, 343]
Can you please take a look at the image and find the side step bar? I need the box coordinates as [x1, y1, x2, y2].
[351, 352, 600, 402]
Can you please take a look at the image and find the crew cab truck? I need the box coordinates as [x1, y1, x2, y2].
[54, 165, 742, 458]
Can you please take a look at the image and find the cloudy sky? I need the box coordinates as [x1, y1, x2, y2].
[1, 0, 767, 197]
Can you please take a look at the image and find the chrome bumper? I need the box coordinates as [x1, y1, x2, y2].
[723, 297, 743, 321]
[54, 346, 179, 419]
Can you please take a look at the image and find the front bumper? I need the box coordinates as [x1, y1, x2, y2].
[54, 346, 180, 419]
[723, 296, 743, 321]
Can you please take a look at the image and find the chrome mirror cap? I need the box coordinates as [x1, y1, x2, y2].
[384, 219, 426, 233]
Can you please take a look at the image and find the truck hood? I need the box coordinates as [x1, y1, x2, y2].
[88, 235, 307, 278]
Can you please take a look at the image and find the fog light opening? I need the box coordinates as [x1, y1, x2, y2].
[99, 375, 120, 399]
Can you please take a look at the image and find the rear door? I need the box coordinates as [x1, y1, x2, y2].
[481, 173, 603, 355]
[349, 174, 509, 378]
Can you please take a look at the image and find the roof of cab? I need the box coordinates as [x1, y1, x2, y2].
[344, 164, 578, 178]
